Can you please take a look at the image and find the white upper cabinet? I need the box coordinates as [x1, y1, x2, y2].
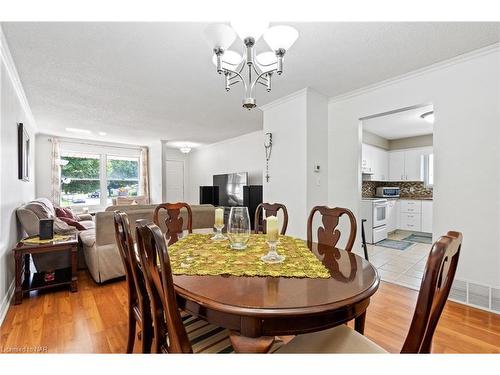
[404, 149, 424, 181]
[389, 151, 405, 181]
[389, 147, 431, 181]
[362, 144, 389, 181]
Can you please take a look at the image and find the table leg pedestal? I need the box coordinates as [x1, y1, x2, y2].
[229, 332, 275, 353]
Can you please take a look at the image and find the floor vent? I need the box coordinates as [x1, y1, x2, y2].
[449, 279, 500, 314]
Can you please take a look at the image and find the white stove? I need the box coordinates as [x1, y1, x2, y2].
[361, 198, 388, 244]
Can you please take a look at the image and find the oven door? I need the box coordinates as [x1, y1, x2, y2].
[373, 202, 387, 227]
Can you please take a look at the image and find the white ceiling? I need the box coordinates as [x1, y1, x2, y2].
[362, 104, 434, 140]
[2, 22, 500, 146]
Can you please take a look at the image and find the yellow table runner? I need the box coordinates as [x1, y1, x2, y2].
[22, 235, 72, 245]
[168, 233, 330, 278]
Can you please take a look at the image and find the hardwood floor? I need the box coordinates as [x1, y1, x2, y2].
[1, 270, 499, 353]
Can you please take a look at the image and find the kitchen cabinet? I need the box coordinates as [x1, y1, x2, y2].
[362, 144, 389, 181]
[389, 147, 431, 181]
[399, 199, 422, 231]
[404, 149, 424, 181]
[421, 200, 433, 233]
[389, 151, 405, 181]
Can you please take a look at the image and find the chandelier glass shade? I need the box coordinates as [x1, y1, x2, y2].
[204, 22, 299, 109]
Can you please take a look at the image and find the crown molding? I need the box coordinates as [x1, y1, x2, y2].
[0, 25, 37, 131]
[329, 42, 500, 104]
[259, 87, 309, 112]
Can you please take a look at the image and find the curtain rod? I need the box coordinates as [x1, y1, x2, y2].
[47, 137, 145, 151]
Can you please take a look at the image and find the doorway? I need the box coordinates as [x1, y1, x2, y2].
[359, 104, 434, 290]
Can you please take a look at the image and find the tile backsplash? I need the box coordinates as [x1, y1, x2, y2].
[362, 181, 433, 199]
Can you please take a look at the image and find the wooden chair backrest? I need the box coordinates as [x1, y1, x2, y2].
[306, 206, 357, 252]
[113, 211, 149, 313]
[401, 231, 462, 353]
[254, 203, 289, 235]
[153, 202, 193, 245]
[135, 220, 192, 354]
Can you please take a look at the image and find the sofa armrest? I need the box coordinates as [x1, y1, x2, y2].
[78, 213, 93, 221]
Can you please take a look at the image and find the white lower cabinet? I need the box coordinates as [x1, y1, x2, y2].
[399, 199, 422, 231]
[395, 199, 433, 233]
[421, 200, 433, 233]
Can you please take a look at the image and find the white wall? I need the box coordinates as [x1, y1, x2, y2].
[0, 29, 37, 323]
[186, 131, 263, 205]
[262, 88, 328, 239]
[329, 46, 500, 287]
[263, 91, 307, 238]
[148, 140, 162, 203]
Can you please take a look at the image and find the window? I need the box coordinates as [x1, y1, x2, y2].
[60, 153, 101, 207]
[106, 156, 139, 205]
[60, 148, 141, 208]
[424, 153, 434, 188]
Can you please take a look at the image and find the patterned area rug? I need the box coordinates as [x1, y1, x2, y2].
[402, 233, 433, 244]
[375, 239, 413, 250]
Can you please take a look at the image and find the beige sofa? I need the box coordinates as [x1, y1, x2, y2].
[16, 198, 95, 271]
[80, 204, 215, 283]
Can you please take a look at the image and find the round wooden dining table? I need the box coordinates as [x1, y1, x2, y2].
[173, 238, 380, 353]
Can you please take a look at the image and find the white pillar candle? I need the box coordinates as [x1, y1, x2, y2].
[215, 207, 224, 227]
[266, 215, 279, 242]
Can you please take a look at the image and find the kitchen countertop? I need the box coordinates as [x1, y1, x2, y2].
[362, 196, 433, 201]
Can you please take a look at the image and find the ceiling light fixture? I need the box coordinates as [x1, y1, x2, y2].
[66, 127, 92, 134]
[204, 22, 299, 110]
[420, 111, 435, 124]
[98, 131, 107, 136]
[180, 146, 192, 154]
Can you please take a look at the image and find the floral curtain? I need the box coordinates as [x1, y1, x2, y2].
[139, 146, 150, 203]
[51, 138, 61, 205]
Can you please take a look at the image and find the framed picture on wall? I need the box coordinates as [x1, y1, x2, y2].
[17, 122, 30, 181]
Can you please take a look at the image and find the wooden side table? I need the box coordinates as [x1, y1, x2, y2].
[12, 234, 79, 305]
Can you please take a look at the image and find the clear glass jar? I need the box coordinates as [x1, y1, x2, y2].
[227, 206, 251, 250]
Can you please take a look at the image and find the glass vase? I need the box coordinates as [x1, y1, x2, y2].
[227, 206, 251, 250]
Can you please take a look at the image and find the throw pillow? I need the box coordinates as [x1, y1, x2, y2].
[55, 206, 70, 218]
[63, 207, 80, 221]
[59, 217, 86, 231]
[130, 200, 138, 205]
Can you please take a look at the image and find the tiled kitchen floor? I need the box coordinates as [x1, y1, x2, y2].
[367, 230, 432, 290]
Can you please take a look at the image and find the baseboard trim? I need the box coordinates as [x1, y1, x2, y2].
[0, 280, 15, 327]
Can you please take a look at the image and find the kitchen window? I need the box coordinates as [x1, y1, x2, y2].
[423, 153, 434, 188]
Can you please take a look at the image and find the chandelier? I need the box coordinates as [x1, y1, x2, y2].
[204, 22, 299, 110]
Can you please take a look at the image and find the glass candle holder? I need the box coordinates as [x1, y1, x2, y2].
[261, 239, 285, 264]
[211, 224, 227, 241]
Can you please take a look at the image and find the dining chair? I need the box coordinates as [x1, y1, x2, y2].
[113, 211, 153, 353]
[275, 231, 463, 353]
[307, 206, 357, 252]
[135, 220, 234, 353]
[254, 203, 288, 235]
[153, 202, 193, 245]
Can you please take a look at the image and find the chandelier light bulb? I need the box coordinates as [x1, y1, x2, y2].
[256, 52, 277, 67]
[263, 25, 299, 51]
[230, 20, 269, 42]
[211, 50, 242, 70]
[203, 24, 236, 49]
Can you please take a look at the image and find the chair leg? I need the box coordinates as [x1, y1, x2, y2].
[126, 305, 136, 353]
[141, 323, 153, 354]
